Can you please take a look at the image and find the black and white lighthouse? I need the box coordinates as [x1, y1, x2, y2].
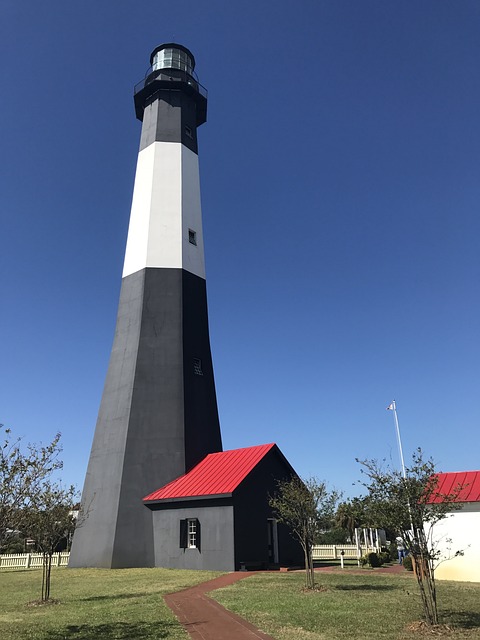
[70, 44, 222, 568]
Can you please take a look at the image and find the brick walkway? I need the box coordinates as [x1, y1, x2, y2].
[164, 572, 274, 640]
[164, 564, 409, 639]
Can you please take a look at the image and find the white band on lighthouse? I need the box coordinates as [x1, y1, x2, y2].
[123, 141, 206, 280]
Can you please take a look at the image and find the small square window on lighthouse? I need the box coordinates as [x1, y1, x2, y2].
[188, 229, 197, 246]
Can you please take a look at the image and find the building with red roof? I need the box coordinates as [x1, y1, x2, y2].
[427, 470, 480, 583]
[430, 471, 480, 504]
[143, 443, 303, 571]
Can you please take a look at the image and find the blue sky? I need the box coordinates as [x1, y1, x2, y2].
[1, 1, 479, 499]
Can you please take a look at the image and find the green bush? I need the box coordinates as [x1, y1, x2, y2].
[367, 552, 381, 568]
[402, 554, 413, 571]
[379, 551, 390, 565]
[2, 539, 25, 554]
[388, 543, 398, 561]
[360, 554, 369, 567]
[316, 527, 349, 545]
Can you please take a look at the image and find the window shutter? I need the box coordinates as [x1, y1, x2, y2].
[196, 519, 201, 551]
[179, 519, 188, 548]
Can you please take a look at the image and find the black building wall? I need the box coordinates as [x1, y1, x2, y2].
[233, 448, 303, 569]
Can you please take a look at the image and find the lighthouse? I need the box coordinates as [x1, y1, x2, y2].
[70, 44, 222, 568]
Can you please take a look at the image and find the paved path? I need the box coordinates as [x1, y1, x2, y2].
[164, 572, 274, 640]
[164, 564, 408, 639]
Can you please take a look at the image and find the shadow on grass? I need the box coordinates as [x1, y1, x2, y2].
[0, 569, 41, 574]
[80, 592, 148, 602]
[441, 610, 480, 629]
[43, 621, 177, 639]
[313, 561, 360, 569]
[335, 584, 396, 591]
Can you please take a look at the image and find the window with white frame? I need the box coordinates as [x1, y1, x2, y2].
[188, 519, 197, 548]
[180, 518, 201, 550]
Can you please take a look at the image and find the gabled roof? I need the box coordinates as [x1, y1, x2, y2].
[144, 443, 278, 503]
[429, 471, 480, 503]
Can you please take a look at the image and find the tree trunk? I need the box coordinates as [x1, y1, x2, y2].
[301, 543, 315, 589]
[307, 546, 315, 590]
[302, 544, 310, 588]
[412, 552, 438, 626]
[41, 553, 47, 601]
[300, 542, 315, 589]
[41, 553, 53, 602]
[45, 553, 52, 601]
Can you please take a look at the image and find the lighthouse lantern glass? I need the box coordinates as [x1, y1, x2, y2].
[152, 48, 194, 75]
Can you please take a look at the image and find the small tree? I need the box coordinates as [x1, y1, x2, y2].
[316, 527, 349, 545]
[23, 482, 78, 602]
[357, 449, 464, 626]
[335, 497, 370, 542]
[270, 476, 340, 589]
[0, 425, 62, 551]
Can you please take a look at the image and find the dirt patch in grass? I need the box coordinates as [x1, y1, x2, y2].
[406, 621, 465, 635]
[301, 585, 329, 593]
[26, 598, 60, 608]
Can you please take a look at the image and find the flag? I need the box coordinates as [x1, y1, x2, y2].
[386, 403, 394, 410]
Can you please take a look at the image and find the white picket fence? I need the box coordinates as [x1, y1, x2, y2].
[0, 547, 377, 569]
[311, 544, 379, 560]
[0, 552, 70, 570]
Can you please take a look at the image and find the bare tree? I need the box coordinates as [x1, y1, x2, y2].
[357, 449, 464, 626]
[0, 425, 62, 551]
[270, 476, 341, 589]
[23, 482, 78, 602]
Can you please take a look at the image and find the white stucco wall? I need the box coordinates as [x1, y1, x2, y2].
[430, 502, 480, 583]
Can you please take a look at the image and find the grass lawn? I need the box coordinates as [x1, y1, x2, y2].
[2, 566, 480, 640]
[213, 571, 480, 640]
[0, 567, 222, 639]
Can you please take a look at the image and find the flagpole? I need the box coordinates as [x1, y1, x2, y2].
[387, 400, 414, 539]
[391, 400, 407, 479]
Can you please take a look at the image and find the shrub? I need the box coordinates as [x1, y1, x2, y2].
[367, 552, 381, 568]
[388, 543, 398, 561]
[360, 554, 369, 567]
[402, 554, 413, 571]
[316, 527, 349, 545]
[3, 539, 25, 554]
[379, 551, 390, 565]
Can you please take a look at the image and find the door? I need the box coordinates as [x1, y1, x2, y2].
[267, 518, 279, 564]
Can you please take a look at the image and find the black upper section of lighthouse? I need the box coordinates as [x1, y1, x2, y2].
[134, 43, 207, 129]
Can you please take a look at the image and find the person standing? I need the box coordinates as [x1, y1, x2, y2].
[396, 536, 406, 564]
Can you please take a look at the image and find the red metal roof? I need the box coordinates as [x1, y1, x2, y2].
[429, 471, 480, 503]
[143, 443, 277, 502]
